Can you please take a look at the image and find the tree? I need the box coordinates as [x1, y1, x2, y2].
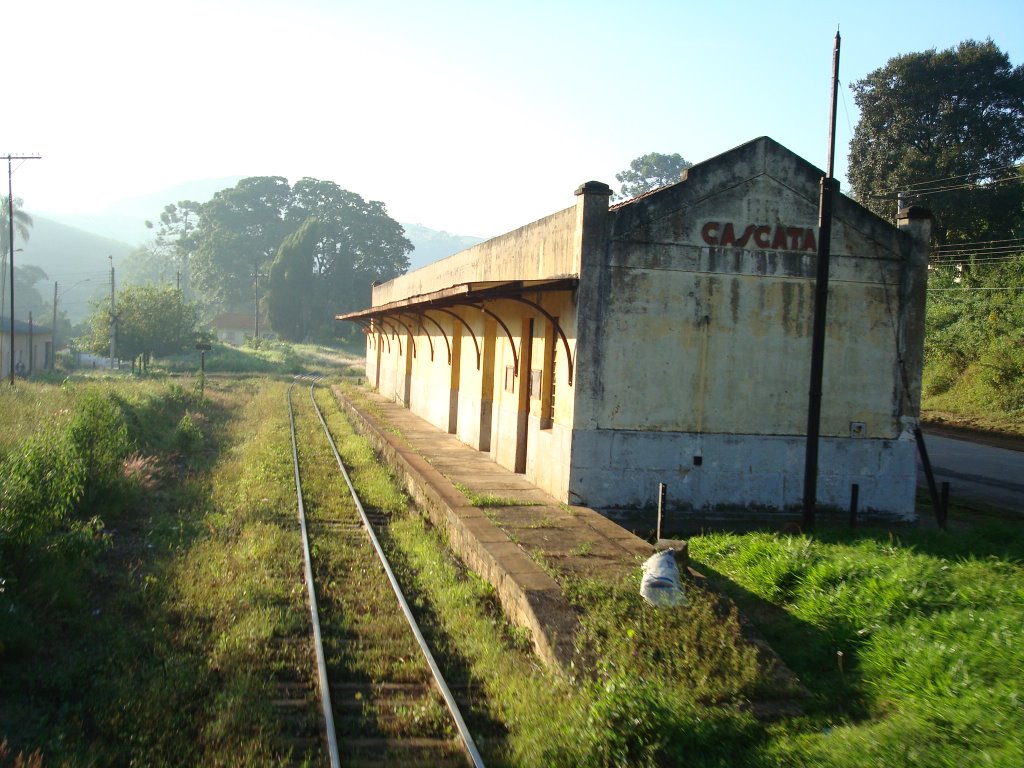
[287, 178, 411, 326]
[1, 196, 34, 323]
[12, 264, 49, 319]
[185, 176, 411, 337]
[848, 39, 1024, 245]
[266, 217, 319, 341]
[190, 177, 293, 311]
[144, 201, 201, 294]
[84, 285, 198, 372]
[614, 153, 693, 201]
[0, 195, 33, 255]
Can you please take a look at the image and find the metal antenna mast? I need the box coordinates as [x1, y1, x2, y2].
[5, 153, 42, 385]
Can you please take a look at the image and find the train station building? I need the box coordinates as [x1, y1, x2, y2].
[338, 137, 931, 521]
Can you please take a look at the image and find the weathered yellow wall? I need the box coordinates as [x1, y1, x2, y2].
[366, 206, 581, 500]
[373, 208, 578, 306]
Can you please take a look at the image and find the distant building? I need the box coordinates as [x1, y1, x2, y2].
[0, 316, 54, 378]
[339, 137, 930, 522]
[211, 312, 274, 345]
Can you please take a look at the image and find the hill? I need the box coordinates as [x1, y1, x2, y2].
[402, 223, 483, 270]
[13, 215, 135, 323]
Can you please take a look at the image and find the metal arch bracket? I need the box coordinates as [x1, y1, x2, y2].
[503, 296, 574, 385]
[418, 310, 452, 364]
[470, 303, 518, 376]
[376, 322, 390, 354]
[398, 311, 433, 361]
[432, 308, 481, 370]
[387, 315, 419, 359]
[351, 318, 375, 348]
[380, 319, 403, 356]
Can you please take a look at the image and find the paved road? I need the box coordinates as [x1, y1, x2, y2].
[918, 432, 1024, 515]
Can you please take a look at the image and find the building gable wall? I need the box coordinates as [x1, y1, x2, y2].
[566, 137, 928, 517]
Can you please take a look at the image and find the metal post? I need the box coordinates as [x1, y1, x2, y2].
[28, 311, 33, 375]
[254, 265, 260, 340]
[914, 427, 945, 527]
[849, 483, 859, 527]
[656, 482, 667, 541]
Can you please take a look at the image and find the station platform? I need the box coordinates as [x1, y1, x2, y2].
[330, 384, 656, 670]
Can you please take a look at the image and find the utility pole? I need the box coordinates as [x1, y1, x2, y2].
[802, 31, 841, 530]
[52, 281, 58, 368]
[254, 263, 260, 340]
[4, 152, 41, 385]
[28, 311, 33, 375]
[109, 255, 116, 369]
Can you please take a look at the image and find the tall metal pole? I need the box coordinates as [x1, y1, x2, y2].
[52, 281, 58, 368]
[109, 257, 116, 369]
[4, 153, 41, 385]
[7, 158, 15, 385]
[254, 264, 260, 340]
[802, 30, 841, 530]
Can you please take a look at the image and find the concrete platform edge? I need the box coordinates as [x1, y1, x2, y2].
[331, 385, 581, 671]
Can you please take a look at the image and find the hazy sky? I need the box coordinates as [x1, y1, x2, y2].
[7, 0, 1024, 237]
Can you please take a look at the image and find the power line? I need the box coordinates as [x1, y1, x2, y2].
[900, 161, 1024, 190]
[932, 235, 1024, 251]
[869, 163, 1024, 199]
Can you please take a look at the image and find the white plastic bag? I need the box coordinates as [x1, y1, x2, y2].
[640, 550, 687, 607]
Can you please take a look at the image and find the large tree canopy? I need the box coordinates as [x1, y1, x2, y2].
[614, 153, 692, 201]
[184, 176, 410, 338]
[848, 39, 1024, 245]
[266, 217, 319, 342]
[190, 177, 294, 310]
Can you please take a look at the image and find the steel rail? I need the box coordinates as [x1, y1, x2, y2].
[287, 381, 342, 768]
[306, 379, 486, 768]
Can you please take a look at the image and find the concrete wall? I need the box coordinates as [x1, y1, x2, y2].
[566, 137, 928, 517]
[372, 207, 578, 306]
[0, 330, 54, 378]
[366, 209, 582, 502]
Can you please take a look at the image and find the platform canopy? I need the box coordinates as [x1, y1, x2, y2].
[337, 276, 579, 384]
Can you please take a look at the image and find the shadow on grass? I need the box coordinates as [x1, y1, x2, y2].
[690, 559, 874, 724]
[808, 510, 1024, 564]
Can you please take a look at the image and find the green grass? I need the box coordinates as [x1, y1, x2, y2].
[11, 373, 1019, 765]
[690, 520, 1024, 766]
[453, 482, 540, 508]
[922, 359, 1024, 436]
[0, 376, 230, 764]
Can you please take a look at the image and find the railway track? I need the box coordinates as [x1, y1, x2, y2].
[284, 376, 487, 767]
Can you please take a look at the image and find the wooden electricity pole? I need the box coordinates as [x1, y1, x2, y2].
[4, 153, 41, 385]
[802, 31, 841, 529]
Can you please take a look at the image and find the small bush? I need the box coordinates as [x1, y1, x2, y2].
[66, 390, 132, 502]
[174, 412, 204, 453]
[978, 337, 1024, 411]
[0, 428, 86, 549]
